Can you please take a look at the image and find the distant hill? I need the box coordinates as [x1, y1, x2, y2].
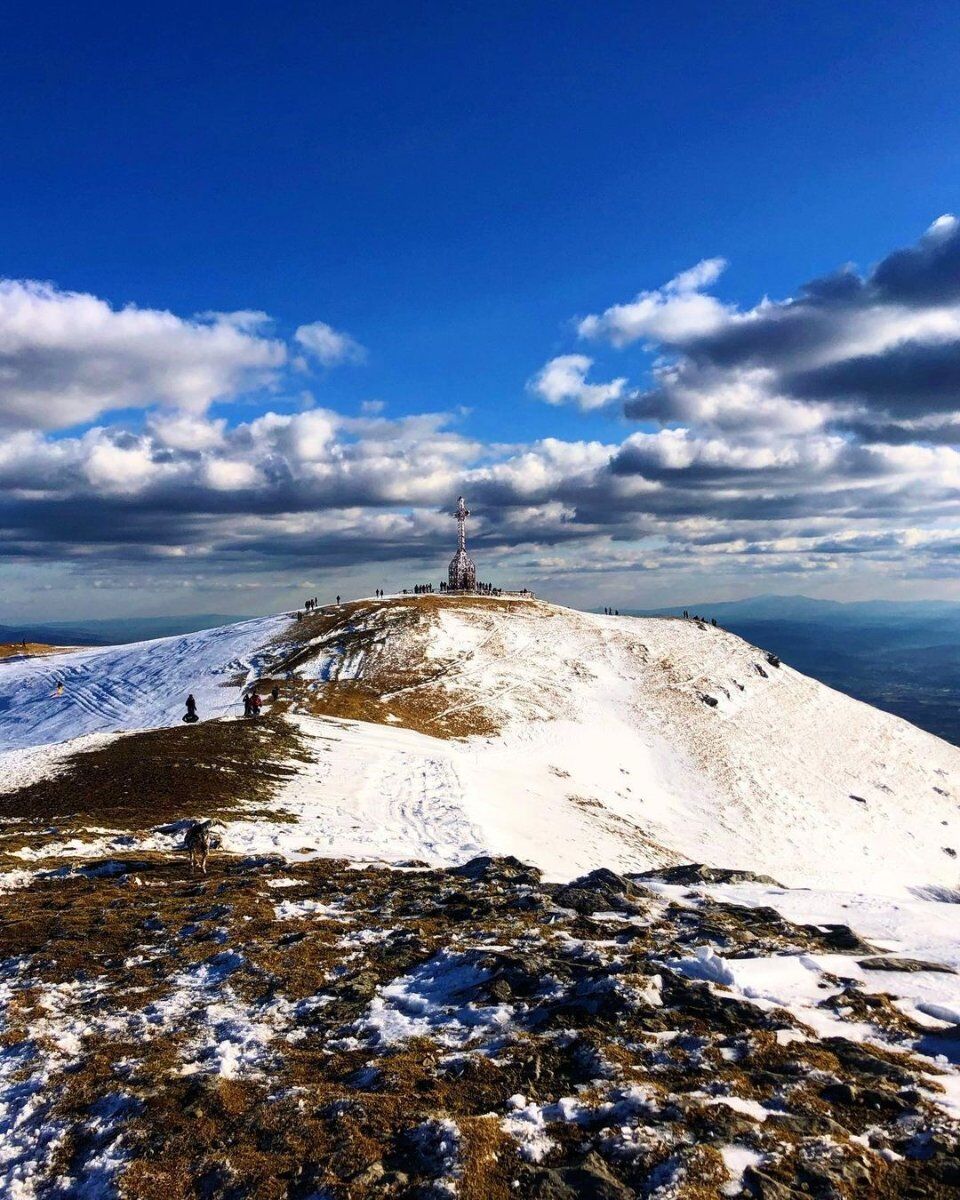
[0, 614, 250, 647]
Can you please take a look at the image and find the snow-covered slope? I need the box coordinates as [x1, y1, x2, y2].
[2, 595, 959, 893]
[0, 613, 290, 753]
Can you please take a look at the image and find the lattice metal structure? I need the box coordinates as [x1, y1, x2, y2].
[447, 495, 477, 591]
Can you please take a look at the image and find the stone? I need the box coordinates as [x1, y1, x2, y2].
[637, 863, 782, 887]
[450, 854, 542, 885]
[858, 956, 956, 974]
[743, 1166, 807, 1198]
[803, 922, 875, 953]
[523, 1152, 633, 1200]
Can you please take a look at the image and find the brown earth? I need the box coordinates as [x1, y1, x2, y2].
[260, 596, 526, 739]
[1, 853, 957, 1199]
[0, 641, 77, 659]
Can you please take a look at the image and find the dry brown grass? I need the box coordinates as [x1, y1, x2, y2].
[0, 641, 76, 658]
[0, 714, 307, 830]
[261, 596, 527, 739]
[2, 853, 958, 1198]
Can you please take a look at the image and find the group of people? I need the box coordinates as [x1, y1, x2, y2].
[242, 684, 280, 718]
[304, 596, 320, 612]
[602, 607, 620, 616]
[682, 610, 719, 627]
[179, 684, 281, 724]
[404, 580, 504, 596]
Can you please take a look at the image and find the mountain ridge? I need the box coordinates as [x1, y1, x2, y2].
[3, 593, 958, 892]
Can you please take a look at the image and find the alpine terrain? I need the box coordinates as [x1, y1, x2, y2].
[1, 594, 959, 1199]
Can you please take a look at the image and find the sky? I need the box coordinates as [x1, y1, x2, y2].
[3, 0, 960, 619]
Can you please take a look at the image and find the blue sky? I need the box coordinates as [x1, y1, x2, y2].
[3, 1, 960, 617]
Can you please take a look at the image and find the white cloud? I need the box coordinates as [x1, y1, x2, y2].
[0, 280, 286, 431]
[82, 435, 162, 495]
[149, 412, 227, 451]
[528, 354, 627, 410]
[204, 458, 260, 491]
[667, 257, 727, 293]
[577, 259, 730, 346]
[294, 320, 366, 366]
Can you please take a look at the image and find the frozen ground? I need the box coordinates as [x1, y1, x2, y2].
[0, 855, 958, 1199]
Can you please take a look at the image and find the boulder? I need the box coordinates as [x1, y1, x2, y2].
[858, 956, 956, 974]
[450, 855, 542, 886]
[637, 863, 782, 887]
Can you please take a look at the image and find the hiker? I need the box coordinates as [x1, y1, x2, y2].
[183, 694, 199, 723]
[53, 681, 64, 697]
[271, 685, 279, 700]
[251, 691, 263, 717]
[336, 595, 341, 605]
[243, 693, 252, 718]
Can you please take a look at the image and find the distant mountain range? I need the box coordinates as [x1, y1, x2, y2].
[630, 595, 960, 746]
[0, 614, 248, 647]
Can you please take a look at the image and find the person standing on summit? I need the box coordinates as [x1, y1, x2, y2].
[183, 694, 198, 723]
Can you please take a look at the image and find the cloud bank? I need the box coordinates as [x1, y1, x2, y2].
[4, 218, 960, 607]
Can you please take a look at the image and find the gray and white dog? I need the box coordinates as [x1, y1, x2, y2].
[183, 820, 212, 875]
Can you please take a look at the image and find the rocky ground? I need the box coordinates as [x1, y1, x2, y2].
[2, 850, 958, 1200]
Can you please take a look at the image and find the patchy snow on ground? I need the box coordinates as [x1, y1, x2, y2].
[2, 594, 960, 1196]
[649, 878, 960, 1052]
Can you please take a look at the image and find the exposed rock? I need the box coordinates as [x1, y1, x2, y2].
[637, 863, 783, 887]
[744, 1166, 808, 1198]
[802, 922, 876, 953]
[523, 1153, 634, 1200]
[551, 886, 608, 914]
[1, 851, 957, 1200]
[553, 867, 644, 914]
[449, 854, 542, 885]
[859, 956, 957, 974]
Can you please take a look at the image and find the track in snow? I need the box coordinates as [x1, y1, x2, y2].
[221, 714, 487, 867]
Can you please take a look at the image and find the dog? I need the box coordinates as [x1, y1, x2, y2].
[184, 820, 212, 875]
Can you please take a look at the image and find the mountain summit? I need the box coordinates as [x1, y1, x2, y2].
[3, 593, 958, 891]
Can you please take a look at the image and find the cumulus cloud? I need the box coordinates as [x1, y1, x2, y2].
[0, 280, 286, 431]
[617, 215, 960, 441]
[294, 320, 366, 366]
[528, 354, 627, 410]
[577, 258, 729, 346]
[6, 220, 960, 600]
